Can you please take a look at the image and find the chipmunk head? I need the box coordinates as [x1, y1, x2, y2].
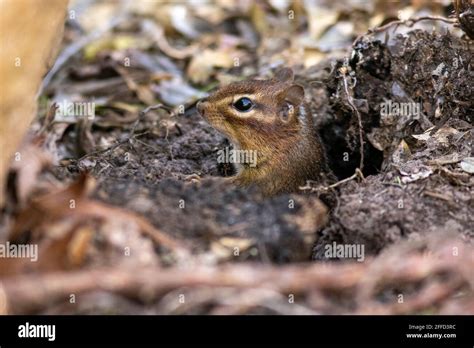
[197, 68, 306, 151]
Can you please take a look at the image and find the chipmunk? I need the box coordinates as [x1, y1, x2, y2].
[197, 68, 330, 196]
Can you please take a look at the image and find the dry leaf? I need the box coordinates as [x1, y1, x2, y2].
[8, 143, 52, 207]
[391, 139, 412, 164]
[400, 166, 433, 183]
[459, 157, 474, 174]
[305, 4, 338, 40]
[412, 126, 459, 144]
[154, 78, 207, 106]
[187, 49, 237, 84]
[211, 237, 254, 260]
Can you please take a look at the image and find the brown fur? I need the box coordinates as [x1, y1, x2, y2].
[197, 68, 325, 196]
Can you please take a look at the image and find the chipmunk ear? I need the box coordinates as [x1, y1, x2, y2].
[274, 67, 294, 82]
[282, 84, 305, 106]
[277, 84, 305, 123]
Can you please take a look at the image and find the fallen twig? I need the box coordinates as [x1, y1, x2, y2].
[340, 65, 365, 171]
[0, 237, 471, 314]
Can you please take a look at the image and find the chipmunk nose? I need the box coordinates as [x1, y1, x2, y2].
[197, 99, 208, 116]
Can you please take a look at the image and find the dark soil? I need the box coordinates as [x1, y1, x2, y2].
[312, 30, 473, 257]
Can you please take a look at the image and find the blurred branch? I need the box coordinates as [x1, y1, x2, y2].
[1, 238, 471, 314]
[141, 20, 197, 60]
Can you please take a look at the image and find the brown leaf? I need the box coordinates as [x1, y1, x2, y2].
[187, 49, 240, 84]
[8, 143, 52, 207]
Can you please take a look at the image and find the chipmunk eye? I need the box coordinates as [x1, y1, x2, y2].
[233, 97, 253, 112]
